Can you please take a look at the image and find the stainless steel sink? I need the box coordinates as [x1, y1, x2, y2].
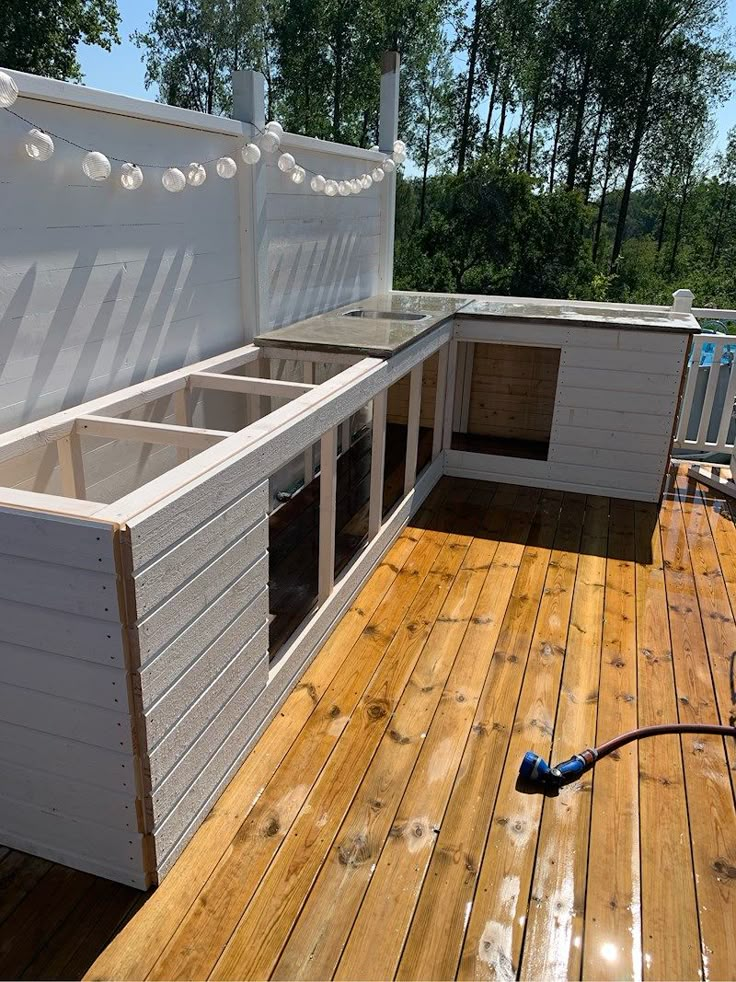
[342, 308, 428, 321]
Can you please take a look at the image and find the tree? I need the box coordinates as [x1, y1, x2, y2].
[0, 0, 120, 82]
[134, 0, 267, 115]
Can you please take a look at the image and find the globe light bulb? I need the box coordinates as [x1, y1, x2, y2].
[260, 130, 281, 153]
[241, 143, 261, 164]
[265, 120, 284, 137]
[350, 179, 361, 193]
[278, 152, 296, 172]
[0, 71, 19, 108]
[291, 165, 306, 184]
[392, 149, 407, 164]
[371, 167, 384, 182]
[382, 158, 396, 173]
[310, 174, 326, 193]
[360, 174, 373, 189]
[337, 181, 350, 196]
[162, 167, 186, 192]
[370, 144, 379, 152]
[24, 128, 54, 161]
[83, 151, 111, 181]
[186, 162, 206, 186]
[216, 156, 237, 178]
[393, 140, 406, 154]
[324, 179, 338, 197]
[120, 162, 144, 190]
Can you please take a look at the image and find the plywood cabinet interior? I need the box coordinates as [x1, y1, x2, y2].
[467, 343, 560, 444]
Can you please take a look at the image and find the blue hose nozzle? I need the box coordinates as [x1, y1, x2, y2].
[518, 748, 597, 793]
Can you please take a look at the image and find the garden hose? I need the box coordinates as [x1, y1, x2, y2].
[519, 723, 736, 793]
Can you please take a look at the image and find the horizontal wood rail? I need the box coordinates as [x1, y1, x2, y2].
[76, 416, 233, 450]
[189, 373, 315, 398]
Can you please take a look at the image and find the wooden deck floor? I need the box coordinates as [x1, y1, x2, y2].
[2, 465, 736, 981]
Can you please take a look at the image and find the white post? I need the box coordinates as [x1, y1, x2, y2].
[369, 388, 388, 539]
[433, 344, 449, 460]
[404, 363, 423, 495]
[672, 289, 694, 314]
[318, 426, 338, 602]
[232, 70, 271, 340]
[303, 362, 315, 484]
[377, 51, 400, 294]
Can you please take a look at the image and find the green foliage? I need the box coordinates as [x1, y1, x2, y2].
[0, 0, 120, 82]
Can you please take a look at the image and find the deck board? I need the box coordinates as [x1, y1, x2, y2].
[2, 465, 735, 982]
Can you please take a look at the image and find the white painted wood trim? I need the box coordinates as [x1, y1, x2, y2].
[404, 363, 423, 495]
[189, 372, 314, 398]
[173, 386, 192, 465]
[303, 363, 315, 484]
[377, 51, 399, 292]
[57, 433, 86, 500]
[368, 388, 388, 539]
[695, 359, 722, 446]
[442, 341, 459, 450]
[458, 342, 474, 433]
[232, 70, 270, 338]
[4, 68, 246, 136]
[433, 343, 449, 460]
[318, 426, 338, 602]
[77, 416, 231, 450]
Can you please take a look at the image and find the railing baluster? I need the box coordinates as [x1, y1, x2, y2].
[368, 388, 387, 539]
[318, 425, 338, 602]
[404, 363, 423, 495]
[303, 363, 314, 484]
[432, 343, 449, 460]
[675, 336, 704, 446]
[695, 338, 724, 447]
[715, 357, 736, 449]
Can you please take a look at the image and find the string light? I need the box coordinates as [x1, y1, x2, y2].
[216, 156, 237, 178]
[186, 161, 206, 186]
[162, 167, 186, 192]
[24, 128, 54, 161]
[120, 162, 144, 189]
[1, 76, 407, 198]
[0, 71, 18, 108]
[241, 143, 261, 164]
[82, 151, 111, 180]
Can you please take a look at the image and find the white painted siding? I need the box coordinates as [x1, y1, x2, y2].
[265, 147, 382, 328]
[0, 507, 147, 887]
[123, 478, 270, 877]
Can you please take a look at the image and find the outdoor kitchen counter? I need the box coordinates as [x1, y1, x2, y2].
[253, 293, 472, 358]
[458, 296, 701, 333]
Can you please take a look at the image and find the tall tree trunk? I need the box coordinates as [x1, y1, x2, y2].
[457, 0, 483, 174]
[583, 100, 605, 202]
[656, 201, 669, 252]
[514, 100, 527, 170]
[669, 166, 693, 276]
[496, 93, 508, 162]
[332, 18, 344, 141]
[420, 97, 434, 227]
[482, 60, 500, 152]
[525, 86, 540, 173]
[593, 153, 613, 262]
[611, 59, 656, 267]
[709, 186, 732, 266]
[549, 57, 569, 193]
[566, 52, 592, 189]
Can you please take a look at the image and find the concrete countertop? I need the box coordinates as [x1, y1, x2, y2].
[458, 297, 701, 333]
[254, 292, 700, 360]
[253, 293, 472, 358]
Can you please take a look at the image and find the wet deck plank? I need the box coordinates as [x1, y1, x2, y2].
[1, 466, 735, 982]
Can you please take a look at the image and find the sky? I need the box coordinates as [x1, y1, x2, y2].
[79, 0, 736, 157]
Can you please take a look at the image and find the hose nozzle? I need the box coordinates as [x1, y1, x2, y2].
[518, 748, 597, 793]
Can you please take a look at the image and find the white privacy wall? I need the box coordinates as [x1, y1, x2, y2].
[0, 69, 388, 503]
[265, 143, 382, 328]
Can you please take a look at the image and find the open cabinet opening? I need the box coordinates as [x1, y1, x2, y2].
[451, 342, 560, 460]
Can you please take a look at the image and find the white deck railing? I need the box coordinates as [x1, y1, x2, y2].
[673, 295, 736, 454]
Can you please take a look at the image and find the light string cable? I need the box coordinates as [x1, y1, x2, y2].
[0, 75, 406, 196]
